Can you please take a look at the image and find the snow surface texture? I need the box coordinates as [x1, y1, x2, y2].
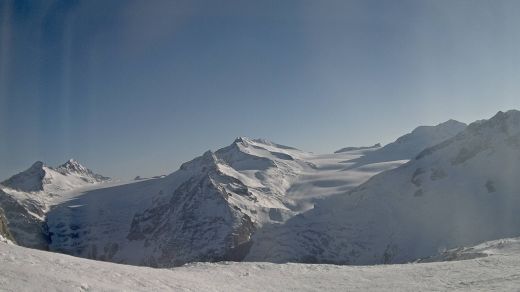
[0, 160, 110, 249]
[1, 237, 520, 291]
[247, 110, 520, 265]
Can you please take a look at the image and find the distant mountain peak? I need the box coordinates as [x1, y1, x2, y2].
[233, 137, 299, 152]
[400, 119, 466, 141]
[1, 161, 48, 192]
[436, 119, 467, 129]
[55, 158, 90, 175]
[234, 136, 250, 143]
[342, 119, 467, 167]
[1, 159, 109, 193]
[29, 161, 45, 169]
[417, 109, 520, 161]
[467, 109, 520, 134]
[335, 143, 381, 153]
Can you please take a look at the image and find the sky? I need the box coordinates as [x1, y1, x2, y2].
[1, 0, 520, 180]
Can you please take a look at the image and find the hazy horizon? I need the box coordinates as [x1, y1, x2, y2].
[2, 0, 520, 179]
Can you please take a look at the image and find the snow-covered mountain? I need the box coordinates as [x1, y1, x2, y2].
[54, 159, 110, 184]
[0, 117, 471, 267]
[2, 159, 109, 194]
[246, 110, 520, 264]
[46, 119, 463, 267]
[46, 135, 412, 266]
[0, 159, 110, 249]
[48, 138, 316, 266]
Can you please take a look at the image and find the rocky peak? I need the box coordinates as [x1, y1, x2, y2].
[1, 161, 48, 192]
[56, 159, 89, 175]
[54, 159, 109, 182]
[179, 150, 220, 172]
[466, 110, 520, 136]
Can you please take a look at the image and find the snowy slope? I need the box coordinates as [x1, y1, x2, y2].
[0, 160, 110, 249]
[2, 237, 520, 291]
[247, 110, 520, 264]
[420, 237, 520, 263]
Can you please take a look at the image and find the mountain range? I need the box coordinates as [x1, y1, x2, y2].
[1, 110, 520, 269]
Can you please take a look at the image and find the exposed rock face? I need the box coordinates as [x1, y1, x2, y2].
[125, 143, 299, 266]
[1, 162, 47, 192]
[54, 159, 110, 183]
[0, 190, 49, 248]
[128, 172, 255, 266]
[0, 206, 15, 243]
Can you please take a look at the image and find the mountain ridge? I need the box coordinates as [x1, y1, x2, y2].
[0, 159, 110, 249]
[0, 114, 511, 267]
[246, 110, 520, 265]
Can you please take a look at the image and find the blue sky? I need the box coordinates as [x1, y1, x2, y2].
[1, 0, 520, 179]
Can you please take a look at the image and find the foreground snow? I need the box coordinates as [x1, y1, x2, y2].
[1, 238, 520, 291]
